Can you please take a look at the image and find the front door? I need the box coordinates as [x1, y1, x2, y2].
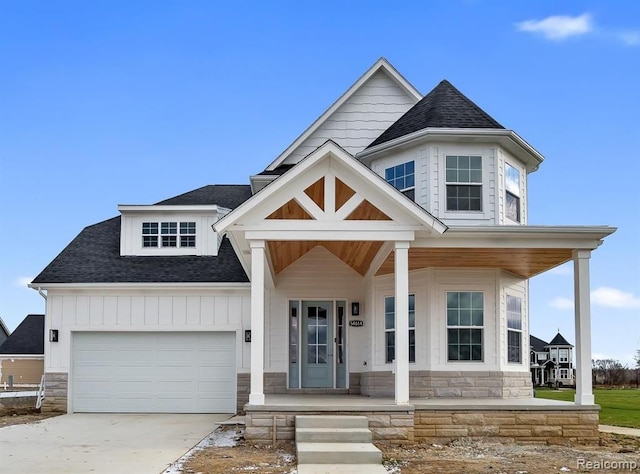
[301, 301, 333, 388]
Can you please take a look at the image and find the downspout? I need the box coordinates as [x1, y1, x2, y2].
[36, 287, 47, 300]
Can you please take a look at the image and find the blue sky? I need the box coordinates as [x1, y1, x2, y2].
[1, 1, 638, 364]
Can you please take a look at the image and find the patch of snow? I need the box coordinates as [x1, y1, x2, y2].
[163, 426, 241, 473]
[560, 468, 571, 472]
[280, 452, 295, 463]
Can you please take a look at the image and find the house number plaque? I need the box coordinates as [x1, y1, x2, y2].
[349, 320, 364, 327]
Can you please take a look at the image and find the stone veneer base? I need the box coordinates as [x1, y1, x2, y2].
[244, 405, 600, 446]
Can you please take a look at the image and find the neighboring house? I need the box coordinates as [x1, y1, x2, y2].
[0, 317, 10, 346]
[530, 333, 575, 387]
[0, 314, 45, 388]
[30, 58, 614, 443]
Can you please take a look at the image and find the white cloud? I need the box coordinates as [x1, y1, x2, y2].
[591, 286, 640, 309]
[550, 297, 574, 309]
[515, 13, 593, 40]
[619, 30, 640, 46]
[15, 276, 33, 288]
[549, 264, 572, 276]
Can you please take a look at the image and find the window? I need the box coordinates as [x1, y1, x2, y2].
[385, 161, 415, 201]
[505, 163, 521, 222]
[180, 222, 196, 247]
[141, 221, 196, 248]
[559, 349, 569, 363]
[446, 155, 482, 211]
[507, 295, 522, 363]
[142, 222, 158, 247]
[384, 294, 415, 363]
[447, 291, 483, 361]
[538, 353, 547, 361]
[550, 348, 557, 362]
[559, 369, 569, 379]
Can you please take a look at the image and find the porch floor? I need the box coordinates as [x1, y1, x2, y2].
[246, 394, 598, 412]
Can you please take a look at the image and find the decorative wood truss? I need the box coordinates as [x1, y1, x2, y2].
[266, 176, 389, 275]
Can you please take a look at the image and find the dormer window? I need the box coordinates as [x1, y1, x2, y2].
[505, 163, 521, 222]
[385, 161, 415, 201]
[446, 155, 482, 211]
[142, 221, 196, 248]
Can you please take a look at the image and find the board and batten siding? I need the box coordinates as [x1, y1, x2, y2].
[120, 212, 221, 256]
[268, 246, 365, 373]
[283, 70, 417, 164]
[44, 289, 251, 374]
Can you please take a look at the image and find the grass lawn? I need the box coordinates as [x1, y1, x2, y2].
[535, 388, 640, 429]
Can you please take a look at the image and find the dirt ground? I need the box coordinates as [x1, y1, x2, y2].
[183, 426, 640, 474]
[2, 414, 638, 473]
[0, 410, 56, 428]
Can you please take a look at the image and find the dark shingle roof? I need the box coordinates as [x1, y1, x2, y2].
[155, 185, 252, 207]
[0, 315, 44, 355]
[548, 333, 573, 347]
[530, 335, 549, 353]
[32, 185, 252, 284]
[368, 80, 504, 148]
[257, 164, 296, 176]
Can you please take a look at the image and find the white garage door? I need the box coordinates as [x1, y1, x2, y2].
[72, 332, 236, 413]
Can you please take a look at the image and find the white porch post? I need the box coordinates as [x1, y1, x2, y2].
[394, 241, 410, 405]
[249, 240, 266, 405]
[573, 249, 594, 405]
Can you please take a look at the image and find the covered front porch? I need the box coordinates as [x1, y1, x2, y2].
[213, 141, 614, 443]
[243, 394, 600, 445]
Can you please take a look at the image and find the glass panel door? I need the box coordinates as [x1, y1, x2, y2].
[301, 301, 333, 388]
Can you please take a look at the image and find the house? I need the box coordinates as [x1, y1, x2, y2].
[30, 58, 615, 444]
[530, 333, 575, 387]
[0, 317, 9, 346]
[0, 314, 45, 388]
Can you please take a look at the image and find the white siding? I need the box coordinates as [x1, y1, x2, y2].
[120, 212, 220, 256]
[367, 268, 527, 374]
[283, 70, 416, 164]
[44, 289, 251, 377]
[267, 246, 366, 375]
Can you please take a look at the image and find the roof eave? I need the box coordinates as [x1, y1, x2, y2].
[357, 128, 545, 173]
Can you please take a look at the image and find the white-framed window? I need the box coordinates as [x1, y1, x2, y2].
[142, 221, 196, 248]
[447, 291, 483, 361]
[385, 161, 415, 201]
[559, 349, 569, 363]
[384, 294, 415, 363]
[550, 348, 557, 362]
[538, 353, 547, 361]
[559, 368, 569, 379]
[505, 163, 521, 222]
[142, 222, 159, 247]
[507, 295, 522, 363]
[445, 155, 482, 211]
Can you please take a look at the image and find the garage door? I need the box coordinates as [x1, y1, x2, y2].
[72, 332, 236, 413]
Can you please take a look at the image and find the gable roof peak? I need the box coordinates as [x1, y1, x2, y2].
[264, 58, 422, 172]
[367, 78, 505, 148]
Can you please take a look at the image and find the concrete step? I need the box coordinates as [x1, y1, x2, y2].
[296, 427, 372, 443]
[295, 415, 369, 429]
[297, 464, 388, 474]
[296, 442, 382, 465]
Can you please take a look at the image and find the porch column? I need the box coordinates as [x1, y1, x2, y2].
[249, 240, 266, 405]
[394, 241, 410, 405]
[573, 249, 594, 405]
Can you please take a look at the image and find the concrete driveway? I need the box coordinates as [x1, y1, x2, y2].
[0, 413, 230, 473]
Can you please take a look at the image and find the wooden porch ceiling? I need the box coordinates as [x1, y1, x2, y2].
[375, 247, 574, 278]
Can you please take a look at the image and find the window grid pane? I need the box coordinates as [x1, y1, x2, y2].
[161, 222, 177, 235]
[447, 291, 483, 362]
[385, 161, 415, 201]
[384, 295, 415, 363]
